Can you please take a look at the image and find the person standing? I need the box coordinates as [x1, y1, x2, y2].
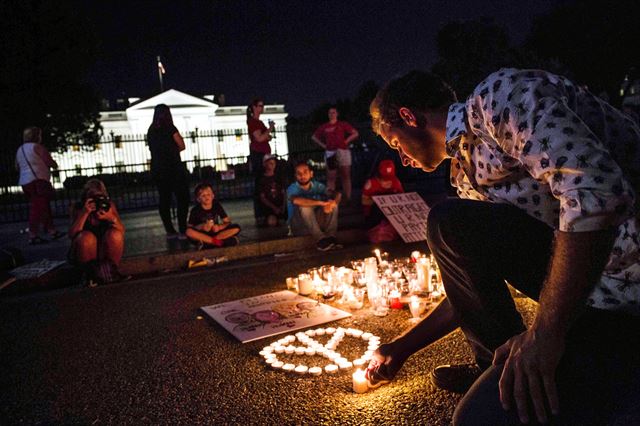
[146, 104, 190, 239]
[311, 106, 359, 202]
[15, 126, 64, 244]
[247, 98, 275, 221]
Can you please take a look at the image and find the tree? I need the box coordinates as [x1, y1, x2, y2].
[0, 0, 102, 154]
[431, 19, 521, 99]
[526, 0, 640, 104]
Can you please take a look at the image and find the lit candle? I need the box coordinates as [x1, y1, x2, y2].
[351, 329, 364, 338]
[305, 329, 316, 337]
[374, 249, 382, 264]
[304, 347, 316, 356]
[315, 328, 326, 336]
[295, 347, 306, 355]
[389, 290, 402, 309]
[326, 327, 336, 335]
[272, 361, 284, 369]
[353, 369, 369, 394]
[275, 346, 285, 354]
[361, 332, 373, 341]
[285, 346, 295, 354]
[282, 363, 296, 372]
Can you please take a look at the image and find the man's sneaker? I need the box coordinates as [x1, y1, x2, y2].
[328, 236, 343, 250]
[316, 237, 334, 251]
[430, 364, 483, 394]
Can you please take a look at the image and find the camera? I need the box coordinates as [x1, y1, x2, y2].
[93, 196, 111, 212]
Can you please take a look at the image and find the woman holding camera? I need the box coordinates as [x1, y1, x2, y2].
[69, 179, 125, 279]
[246, 98, 275, 221]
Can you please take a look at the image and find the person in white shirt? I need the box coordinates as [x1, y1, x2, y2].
[366, 69, 640, 424]
[15, 126, 64, 244]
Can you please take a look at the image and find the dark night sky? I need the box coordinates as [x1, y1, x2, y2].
[81, 0, 562, 117]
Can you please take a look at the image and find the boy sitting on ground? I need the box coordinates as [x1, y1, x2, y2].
[186, 182, 241, 248]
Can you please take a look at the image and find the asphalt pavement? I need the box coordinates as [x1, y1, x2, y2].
[0, 241, 537, 425]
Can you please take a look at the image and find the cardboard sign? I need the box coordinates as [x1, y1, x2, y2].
[372, 192, 430, 243]
[200, 290, 351, 343]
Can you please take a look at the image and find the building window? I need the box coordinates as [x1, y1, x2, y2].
[235, 129, 243, 141]
[75, 164, 82, 176]
[217, 129, 224, 142]
[72, 145, 80, 151]
[115, 135, 122, 149]
[52, 170, 60, 183]
[95, 144, 102, 150]
[116, 161, 125, 173]
[96, 163, 103, 174]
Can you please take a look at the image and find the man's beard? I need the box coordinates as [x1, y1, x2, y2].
[297, 178, 311, 186]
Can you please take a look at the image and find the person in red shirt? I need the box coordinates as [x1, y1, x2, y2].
[361, 159, 404, 241]
[311, 106, 359, 202]
[246, 97, 275, 221]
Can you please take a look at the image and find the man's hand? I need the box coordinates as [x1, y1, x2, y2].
[323, 199, 337, 214]
[493, 328, 564, 424]
[95, 204, 117, 222]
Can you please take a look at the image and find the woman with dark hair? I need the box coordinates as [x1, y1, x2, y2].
[15, 126, 64, 244]
[246, 98, 275, 221]
[147, 104, 190, 239]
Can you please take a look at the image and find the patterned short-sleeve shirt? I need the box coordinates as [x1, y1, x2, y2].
[445, 68, 640, 314]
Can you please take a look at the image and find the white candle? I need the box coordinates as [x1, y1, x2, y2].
[353, 369, 369, 394]
[286, 335, 296, 343]
[305, 329, 316, 337]
[374, 249, 382, 264]
[294, 365, 308, 375]
[315, 328, 326, 336]
[285, 346, 295, 354]
[275, 346, 285, 354]
[295, 347, 306, 355]
[353, 359, 366, 368]
[351, 330, 363, 338]
[325, 327, 336, 335]
[304, 347, 316, 356]
[339, 361, 353, 370]
[308, 366, 322, 376]
[265, 358, 276, 365]
[272, 361, 284, 369]
[325, 364, 339, 374]
[282, 363, 296, 372]
[361, 332, 373, 341]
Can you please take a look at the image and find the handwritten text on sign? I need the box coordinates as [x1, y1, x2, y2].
[372, 192, 430, 243]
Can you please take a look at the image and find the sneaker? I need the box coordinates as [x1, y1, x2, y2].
[316, 237, 334, 251]
[430, 364, 482, 394]
[328, 236, 343, 250]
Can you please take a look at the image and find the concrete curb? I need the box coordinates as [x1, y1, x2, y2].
[119, 228, 366, 276]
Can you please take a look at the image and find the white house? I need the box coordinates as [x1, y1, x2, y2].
[52, 89, 288, 183]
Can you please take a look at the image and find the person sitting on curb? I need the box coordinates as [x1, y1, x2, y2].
[365, 68, 640, 425]
[68, 178, 128, 286]
[186, 182, 241, 249]
[256, 154, 287, 227]
[286, 161, 341, 251]
[361, 159, 404, 242]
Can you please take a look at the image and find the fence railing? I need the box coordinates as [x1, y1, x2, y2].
[0, 124, 449, 223]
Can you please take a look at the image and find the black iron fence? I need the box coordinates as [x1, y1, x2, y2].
[0, 123, 449, 223]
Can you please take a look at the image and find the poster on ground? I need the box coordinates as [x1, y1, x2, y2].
[201, 290, 352, 343]
[372, 192, 430, 243]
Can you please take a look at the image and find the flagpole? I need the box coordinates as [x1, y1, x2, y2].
[157, 56, 164, 92]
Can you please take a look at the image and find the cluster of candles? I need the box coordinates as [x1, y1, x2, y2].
[285, 249, 445, 317]
[260, 327, 380, 392]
